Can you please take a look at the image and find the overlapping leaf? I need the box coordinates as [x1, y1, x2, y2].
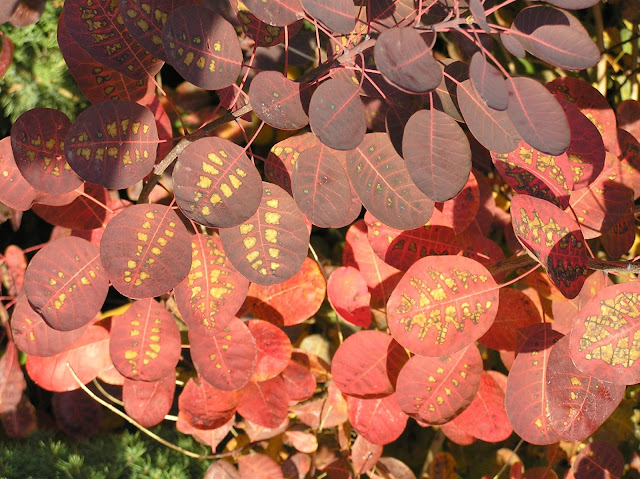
[308, 78, 366, 151]
[469, 52, 508, 110]
[174, 234, 249, 336]
[173, 137, 263, 228]
[122, 374, 175, 428]
[219, 182, 309, 286]
[505, 323, 562, 445]
[237, 377, 289, 428]
[189, 317, 257, 391]
[395, 344, 482, 425]
[11, 108, 81, 194]
[281, 358, 316, 403]
[62, 0, 163, 80]
[332, 330, 408, 398]
[178, 377, 237, 429]
[402, 109, 471, 202]
[327, 266, 371, 328]
[374, 28, 441, 94]
[0, 341, 26, 414]
[571, 441, 624, 479]
[291, 145, 354, 228]
[246, 319, 292, 382]
[110, 298, 181, 381]
[264, 132, 319, 194]
[387, 255, 499, 357]
[245, 257, 325, 326]
[346, 393, 408, 445]
[0, 137, 39, 211]
[234, 5, 303, 47]
[163, 5, 242, 90]
[433, 171, 480, 234]
[24, 237, 108, 331]
[457, 79, 522, 154]
[10, 295, 87, 357]
[242, 0, 304, 26]
[546, 335, 624, 441]
[511, 194, 588, 299]
[31, 184, 111, 231]
[569, 282, 640, 385]
[249, 71, 310, 130]
[65, 100, 158, 189]
[346, 133, 434, 230]
[100, 203, 192, 298]
[300, 0, 355, 34]
[57, 12, 153, 104]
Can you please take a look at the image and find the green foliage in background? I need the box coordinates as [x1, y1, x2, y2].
[0, 425, 214, 479]
[0, 0, 87, 137]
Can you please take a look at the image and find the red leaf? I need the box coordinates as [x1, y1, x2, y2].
[237, 377, 289, 428]
[327, 266, 372, 328]
[238, 453, 284, 479]
[571, 441, 624, 479]
[290, 381, 347, 428]
[351, 435, 383, 475]
[346, 393, 408, 445]
[248, 319, 292, 382]
[280, 359, 316, 404]
[250, 71, 310, 130]
[178, 377, 238, 429]
[0, 340, 26, 414]
[123, 374, 176, 428]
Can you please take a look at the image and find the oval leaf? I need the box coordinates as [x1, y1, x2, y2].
[178, 376, 238, 429]
[237, 376, 289, 428]
[346, 393, 408, 445]
[122, 374, 176, 428]
[249, 71, 310, 130]
[469, 52, 508, 111]
[327, 266, 372, 328]
[300, 0, 355, 34]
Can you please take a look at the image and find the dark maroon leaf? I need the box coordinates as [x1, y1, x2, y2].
[264, 132, 319, 194]
[510, 194, 588, 299]
[469, 0, 490, 32]
[374, 27, 442, 94]
[57, 11, 153, 104]
[52, 389, 102, 440]
[291, 145, 353, 228]
[62, 0, 163, 80]
[368, 0, 418, 29]
[300, 0, 355, 34]
[601, 207, 635, 259]
[457, 79, 522, 154]
[189, 317, 257, 391]
[505, 324, 563, 445]
[110, 298, 181, 381]
[219, 182, 309, 286]
[430, 60, 467, 123]
[308, 78, 366, 150]
[11, 108, 81, 194]
[234, 6, 303, 47]
[346, 132, 434, 230]
[571, 441, 624, 479]
[385, 91, 423, 156]
[100, 203, 192, 299]
[511, 6, 599, 70]
[395, 344, 482, 425]
[163, 5, 242, 90]
[469, 52, 508, 110]
[10, 295, 87, 357]
[65, 100, 158, 189]
[119, 0, 195, 62]
[402, 109, 471, 202]
[507, 77, 570, 156]
[24, 237, 108, 331]
[123, 374, 175, 428]
[500, 32, 526, 58]
[546, 335, 624, 441]
[173, 137, 263, 228]
[242, 0, 304, 26]
[174, 234, 249, 335]
[250, 71, 310, 130]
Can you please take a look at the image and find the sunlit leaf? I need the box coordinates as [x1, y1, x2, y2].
[123, 374, 175, 428]
[24, 237, 108, 331]
[62, 0, 163, 80]
[395, 344, 482, 425]
[178, 377, 238, 429]
[300, 0, 355, 34]
[469, 52, 507, 110]
[173, 137, 263, 228]
[245, 257, 325, 326]
[238, 453, 284, 479]
[352, 435, 383, 475]
[174, 234, 249, 336]
[100, 203, 192, 298]
[249, 71, 310, 130]
[242, 0, 304, 26]
[219, 182, 309, 286]
[237, 376, 289, 428]
[234, 4, 303, 47]
[246, 319, 292, 382]
[110, 298, 181, 381]
[65, 100, 158, 189]
[189, 317, 257, 391]
[163, 5, 242, 90]
[347, 393, 408, 445]
[0, 137, 39, 211]
[434, 171, 480, 234]
[387, 255, 499, 357]
[290, 381, 347, 428]
[327, 266, 371, 328]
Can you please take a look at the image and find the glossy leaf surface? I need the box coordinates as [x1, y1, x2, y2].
[65, 100, 158, 189]
[395, 344, 482, 425]
[173, 137, 263, 228]
[347, 133, 434, 230]
[163, 5, 242, 90]
[402, 109, 471, 202]
[62, 0, 163, 80]
[100, 203, 191, 298]
[220, 182, 309, 286]
[110, 298, 181, 381]
[174, 234, 249, 335]
[387, 255, 499, 356]
[189, 317, 257, 391]
[25, 236, 108, 331]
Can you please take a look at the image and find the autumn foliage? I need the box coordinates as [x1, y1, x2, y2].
[1, 0, 640, 477]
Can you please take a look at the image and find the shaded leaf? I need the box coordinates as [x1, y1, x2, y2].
[571, 441, 624, 479]
[122, 374, 176, 428]
[238, 453, 284, 479]
[289, 381, 347, 428]
[300, 0, 355, 34]
[0, 341, 25, 414]
[281, 359, 316, 404]
[469, 52, 507, 110]
[178, 377, 238, 429]
[247, 319, 292, 382]
[352, 435, 383, 475]
[0, 136, 39, 211]
[250, 71, 310, 130]
[52, 389, 102, 440]
[242, 0, 304, 26]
